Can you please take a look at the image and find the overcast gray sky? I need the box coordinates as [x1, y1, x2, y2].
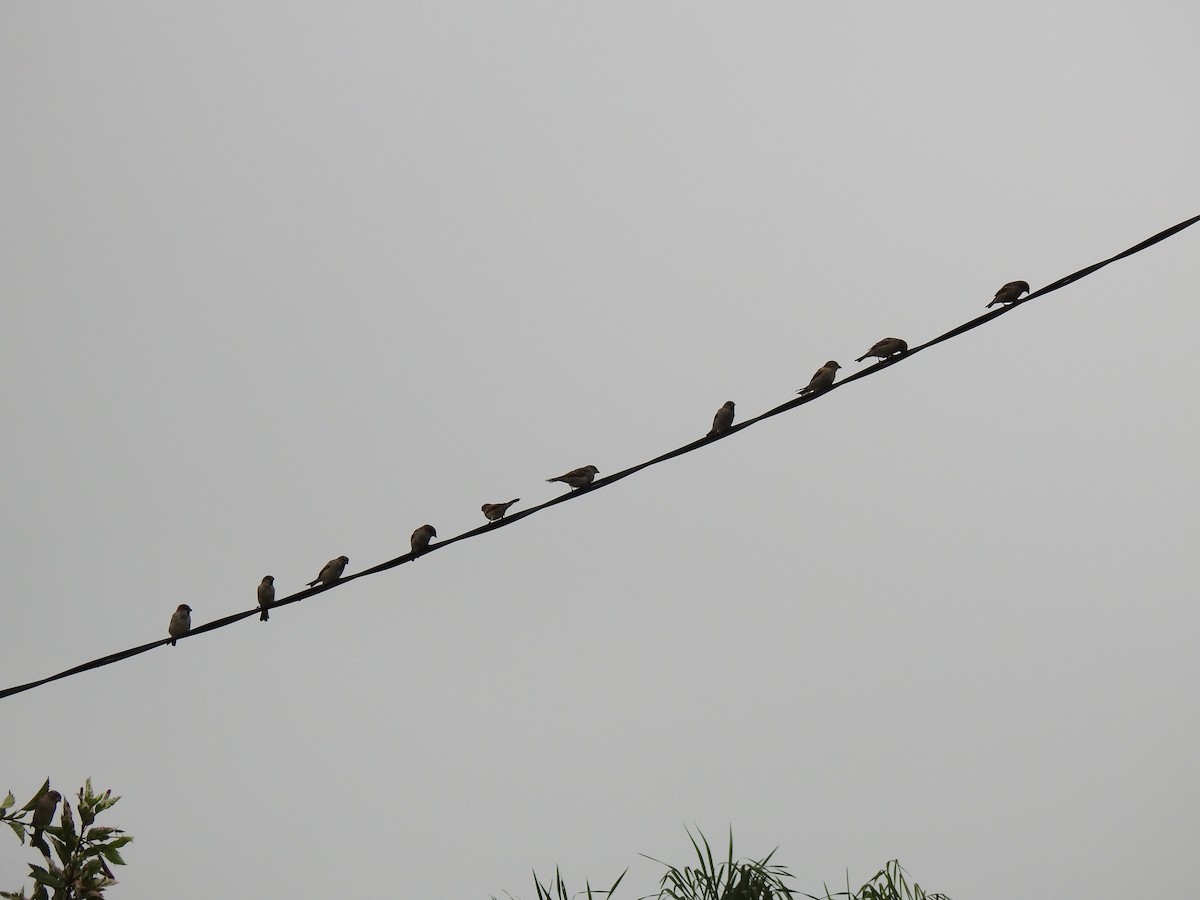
[3, 4, 1198, 899]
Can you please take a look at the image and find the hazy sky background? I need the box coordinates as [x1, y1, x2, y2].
[3, 4, 1197, 899]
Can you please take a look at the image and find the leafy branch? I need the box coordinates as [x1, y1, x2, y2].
[1, 779, 132, 900]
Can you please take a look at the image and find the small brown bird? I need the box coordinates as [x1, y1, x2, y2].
[797, 361, 841, 396]
[307, 556, 349, 588]
[986, 280, 1031, 307]
[257, 576, 275, 622]
[411, 524, 437, 557]
[31, 790, 61, 845]
[168, 604, 192, 646]
[856, 338, 908, 363]
[546, 465, 599, 490]
[482, 499, 520, 522]
[707, 401, 735, 437]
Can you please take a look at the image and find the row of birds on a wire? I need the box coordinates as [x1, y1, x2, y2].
[165, 279, 1032, 646]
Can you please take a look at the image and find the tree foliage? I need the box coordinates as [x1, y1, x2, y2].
[1, 779, 131, 900]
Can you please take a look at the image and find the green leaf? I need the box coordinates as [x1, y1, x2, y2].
[20, 781, 51, 814]
[605, 867, 628, 896]
[1, 791, 14, 812]
[26, 866, 62, 888]
[51, 835, 72, 867]
[93, 790, 119, 813]
[6, 819, 25, 843]
[60, 802, 76, 841]
[98, 843, 126, 866]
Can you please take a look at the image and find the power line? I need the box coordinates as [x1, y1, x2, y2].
[3, 213, 1197, 701]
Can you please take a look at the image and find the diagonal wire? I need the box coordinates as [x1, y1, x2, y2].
[2, 213, 1197, 701]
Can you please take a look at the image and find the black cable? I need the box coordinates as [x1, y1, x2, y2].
[2, 213, 1197, 701]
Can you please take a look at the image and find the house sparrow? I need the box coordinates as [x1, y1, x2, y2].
[30, 790, 61, 845]
[546, 465, 600, 489]
[257, 576, 275, 622]
[855, 338, 908, 363]
[986, 280, 1031, 307]
[411, 524, 438, 556]
[482, 499, 520, 522]
[797, 361, 841, 396]
[707, 401, 735, 437]
[307, 556, 349, 588]
[168, 604, 192, 646]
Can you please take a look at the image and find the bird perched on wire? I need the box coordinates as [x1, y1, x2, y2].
[307, 556, 349, 588]
[482, 499, 520, 522]
[707, 401, 735, 437]
[257, 576, 275, 622]
[411, 524, 437, 557]
[168, 604, 192, 646]
[546, 465, 599, 490]
[986, 280, 1030, 307]
[855, 338, 908, 363]
[30, 789, 61, 847]
[797, 361, 841, 396]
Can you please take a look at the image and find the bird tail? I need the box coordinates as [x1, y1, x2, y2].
[306, 579, 318, 587]
[985, 299, 997, 308]
[170, 638, 177, 647]
[260, 608, 269, 622]
[855, 353, 869, 362]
